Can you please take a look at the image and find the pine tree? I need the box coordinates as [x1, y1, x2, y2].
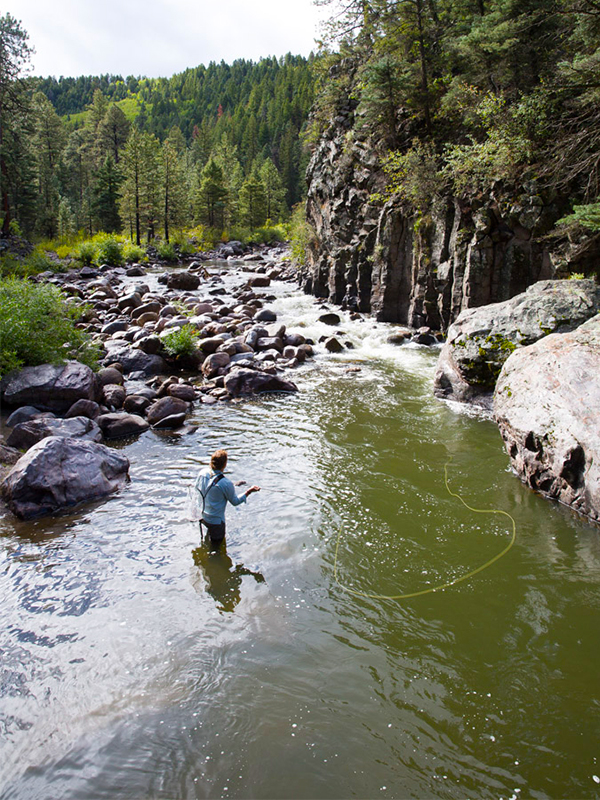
[97, 103, 130, 163]
[32, 92, 66, 237]
[259, 157, 285, 221]
[196, 157, 228, 229]
[239, 168, 267, 230]
[120, 127, 143, 244]
[161, 137, 187, 241]
[93, 155, 122, 232]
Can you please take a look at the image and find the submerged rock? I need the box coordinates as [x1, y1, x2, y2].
[494, 316, 600, 522]
[1, 436, 130, 519]
[434, 279, 600, 408]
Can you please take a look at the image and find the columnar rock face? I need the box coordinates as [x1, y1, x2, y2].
[303, 117, 596, 328]
[493, 317, 600, 522]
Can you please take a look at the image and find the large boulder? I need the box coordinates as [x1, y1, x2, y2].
[434, 280, 600, 407]
[1, 436, 130, 519]
[1, 361, 97, 412]
[224, 368, 298, 397]
[6, 416, 102, 450]
[103, 343, 168, 377]
[167, 271, 200, 291]
[493, 316, 600, 522]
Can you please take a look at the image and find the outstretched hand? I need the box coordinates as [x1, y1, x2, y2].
[246, 485, 260, 496]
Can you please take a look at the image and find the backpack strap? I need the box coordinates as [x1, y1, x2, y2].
[199, 472, 226, 522]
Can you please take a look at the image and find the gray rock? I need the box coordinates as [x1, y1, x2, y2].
[168, 384, 197, 402]
[146, 396, 189, 426]
[202, 352, 231, 378]
[1, 361, 97, 412]
[101, 320, 129, 335]
[324, 336, 344, 353]
[434, 280, 600, 406]
[97, 366, 124, 386]
[254, 309, 277, 322]
[199, 336, 225, 354]
[123, 395, 152, 415]
[152, 412, 187, 429]
[1, 436, 129, 519]
[224, 368, 298, 397]
[131, 301, 162, 319]
[0, 444, 21, 466]
[493, 316, 600, 522]
[248, 276, 271, 287]
[167, 271, 200, 291]
[103, 344, 168, 377]
[319, 312, 342, 325]
[97, 412, 150, 439]
[65, 399, 101, 419]
[6, 416, 102, 450]
[102, 383, 126, 409]
[6, 406, 48, 427]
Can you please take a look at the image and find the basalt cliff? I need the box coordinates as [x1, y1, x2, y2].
[301, 109, 597, 331]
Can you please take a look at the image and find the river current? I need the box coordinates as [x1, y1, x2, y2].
[1, 263, 599, 799]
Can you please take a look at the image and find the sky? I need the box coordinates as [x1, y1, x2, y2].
[11, 0, 328, 79]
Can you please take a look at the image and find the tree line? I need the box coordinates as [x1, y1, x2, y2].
[0, 15, 316, 243]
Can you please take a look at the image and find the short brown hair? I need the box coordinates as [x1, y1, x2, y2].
[210, 449, 228, 471]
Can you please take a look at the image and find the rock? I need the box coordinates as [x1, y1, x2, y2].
[167, 271, 200, 291]
[152, 412, 187, 429]
[493, 316, 600, 522]
[103, 344, 168, 377]
[97, 366, 124, 386]
[169, 384, 197, 401]
[6, 416, 102, 450]
[65, 399, 101, 419]
[412, 327, 437, 345]
[324, 336, 344, 353]
[117, 291, 142, 311]
[1, 361, 97, 412]
[0, 444, 21, 466]
[248, 276, 271, 287]
[1, 436, 130, 519]
[146, 396, 189, 426]
[6, 406, 49, 427]
[202, 352, 231, 378]
[319, 312, 342, 325]
[434, 280, 600, 406]
[97, 412, 150, 439]
[102, 383, 126, 409]
[136, 311, 159, 326]
[256, 336, 284, 352]
[387, 328, 412, 344]
[123, 395, 152, 415]
[253, 308, 277, 322]
[131, 301, 162, 320]
[199, 336, 225, 354]
[137, 335, 162, 355]
[101, 320, 129, 335]
[223, 368, 298, 397]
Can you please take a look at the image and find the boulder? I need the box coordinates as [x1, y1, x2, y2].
[96, 412, 150, 439]
[0, 444, 22, 466]
[254, 308, 277, 323]
[65, 399, 101, 419]
[493, 315, 600, 522]
[1, 436, 130, 519]
[319, 312, 342, 325]
[103, 344, 168, 377]
[6, 406, 50, 427]
[123, 395, 152, 415]
[1, 361, 97, 413]
[102, 383, 126, 409]
[434, 279, 600, 407]
[224, 368, 298, 397]
[202, 352, 231, 378]
[248, 276, 271, 288]
[6, 416, 102, 450]
[97, 366, 124, 387]
[152, 412, 187, 429]
[146, 396, 189, 426]
[167, 271, 200, 291]
[168, 384, 197, 402]
[324, 336, 344, 353]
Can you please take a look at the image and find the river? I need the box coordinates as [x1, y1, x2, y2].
[1, 262, 599, 799]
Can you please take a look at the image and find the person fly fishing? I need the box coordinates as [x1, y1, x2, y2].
[195, 449, 260, 547]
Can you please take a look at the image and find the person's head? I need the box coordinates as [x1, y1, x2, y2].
[211, 449, 228, 471]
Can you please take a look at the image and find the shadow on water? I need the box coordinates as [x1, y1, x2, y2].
[192, 537, 265, 613]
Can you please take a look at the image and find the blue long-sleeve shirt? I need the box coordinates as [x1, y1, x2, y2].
[195, 469, 247, 524]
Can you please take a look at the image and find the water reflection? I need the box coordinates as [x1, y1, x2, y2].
[192, 538, 265, 613]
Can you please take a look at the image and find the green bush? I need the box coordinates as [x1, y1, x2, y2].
[161, 325, 199, 358]
[0, 254, 34, 279]
[249, 225, 285, 244]
[123, 242, 146, 263]
[76, 241, 97, 265]
[288, 204, 315, 268]
[96, 236, 123, 267]
[0, 278, 100, 376]
[157, 240, 177, 262]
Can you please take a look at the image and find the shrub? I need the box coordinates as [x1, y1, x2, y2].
[249, 225, 285, 244]
[76, 241, 97, 265]
[161, 325, 199, 358]
[157, 240, 177, 262]
[0, 278, 100, 376]
[123, 242, 146, 263]
[288, 204, 315, 268]
[96, 235, 123, 267]
[0, 254, 34, 279]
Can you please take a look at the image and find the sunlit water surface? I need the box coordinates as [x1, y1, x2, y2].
[1, 265, 600, 799]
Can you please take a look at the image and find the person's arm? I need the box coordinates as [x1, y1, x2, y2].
[222, 479, 260, 506]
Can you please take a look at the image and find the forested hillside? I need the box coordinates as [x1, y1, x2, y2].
[1, 27, 316, 244]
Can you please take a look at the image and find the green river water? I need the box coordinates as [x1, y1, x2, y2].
[1, 269, 599, 799]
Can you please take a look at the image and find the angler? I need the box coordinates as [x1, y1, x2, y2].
[195, 449, 260, 547]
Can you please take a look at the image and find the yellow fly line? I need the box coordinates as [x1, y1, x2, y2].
[333, 462, 517, 601]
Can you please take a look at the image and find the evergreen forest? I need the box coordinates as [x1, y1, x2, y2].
[0, 20, 316, 247]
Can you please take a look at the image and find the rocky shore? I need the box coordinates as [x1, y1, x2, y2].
[0, 244, 318, 519]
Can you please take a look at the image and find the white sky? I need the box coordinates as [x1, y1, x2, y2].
[10, 0, 328, 79]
